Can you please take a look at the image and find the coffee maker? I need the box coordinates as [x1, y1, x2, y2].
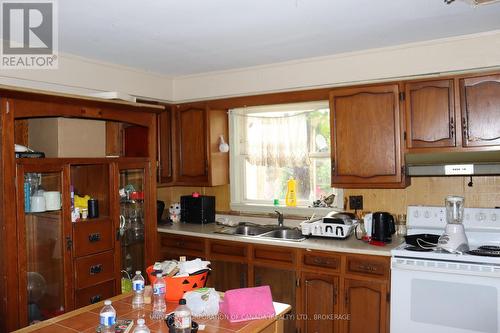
[438, 195, 469, 253]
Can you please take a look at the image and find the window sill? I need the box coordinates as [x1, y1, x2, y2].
[230, 203, 342, 218]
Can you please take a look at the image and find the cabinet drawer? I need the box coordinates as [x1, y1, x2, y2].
[209, 240, 247, 259]
[160, 234, 205, 253]
[73, 219, 113, 257]
[253, 245, 295, 264]
[303, 252, 341, 272]
[74, 251, 115, 289]
[75, 280, 115, 308]
[345, 255, 389, 278]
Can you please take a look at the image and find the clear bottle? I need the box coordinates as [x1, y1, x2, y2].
[132, 270, 145, 308]
[99, 300, 116, 333]
[151, 274, 166, 319]
[174, 298, 191, 333]
[132, 318, 150, 333]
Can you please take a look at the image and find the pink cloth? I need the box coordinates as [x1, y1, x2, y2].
[219, 285, 276, 323]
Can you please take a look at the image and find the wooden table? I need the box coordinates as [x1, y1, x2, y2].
[13, 292, 291, 333]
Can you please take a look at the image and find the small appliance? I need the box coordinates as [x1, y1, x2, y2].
[300, 212, 357, 239]
[180, 193, 215, 224]
[371, 212, 395, 243]
[437, 195, 469, 253]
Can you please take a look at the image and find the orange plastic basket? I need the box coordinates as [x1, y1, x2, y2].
[146, 265, 209, 302]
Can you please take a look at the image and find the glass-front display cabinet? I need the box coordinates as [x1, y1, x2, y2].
[118, 164, 149, 281]
[16, 163, 71, 326]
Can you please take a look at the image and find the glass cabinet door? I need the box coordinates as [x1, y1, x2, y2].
[20, 168, 66, 325]
[118, 168, 146, 277]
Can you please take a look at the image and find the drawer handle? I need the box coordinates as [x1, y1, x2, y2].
[88, 233, 101, 242]
[312, 257, 336, 266]
[90, 294, 101, 303]
[356, 263, 378, 272]
[90, 264, 103, 275]
[176, 241, 185, 247]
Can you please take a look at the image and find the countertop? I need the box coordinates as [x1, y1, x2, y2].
[14, 292, 291, 333]
[157, 222, 404, 256]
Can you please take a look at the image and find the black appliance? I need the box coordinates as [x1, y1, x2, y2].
[157, 200, 165, 224]
[180, 194, 215, 224]
[371, 212, 395, 243]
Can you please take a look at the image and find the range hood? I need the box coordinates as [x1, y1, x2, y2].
[406, 151, 500, 176]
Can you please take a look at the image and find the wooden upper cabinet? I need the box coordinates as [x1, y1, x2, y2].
[460, 74, 500, 148]
[158, 108, 174, 184]
[329, 84, 407, 188]
[176, 106, 209, 184]
[405, 79, 456, 149]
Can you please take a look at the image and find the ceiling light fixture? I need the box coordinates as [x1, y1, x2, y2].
[445, 0, 500, 5]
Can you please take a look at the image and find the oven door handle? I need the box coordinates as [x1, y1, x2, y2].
[392, 258, 500, 278]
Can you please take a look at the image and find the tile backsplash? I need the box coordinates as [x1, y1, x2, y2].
[157, 176, 500, 218]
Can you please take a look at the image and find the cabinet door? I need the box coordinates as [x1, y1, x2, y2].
[16, 165, 73, 327]
[329, 84, 406, 188]
[301, 272, 339, 333]
[175, 106, 209, 184]
[158, 108, 174, 184]
[460, 74, 500, 147]
[207, 260, 247, 291]
[405, 79, 456, 149]
[254, 266, 297, 333]
[343, 278, 388, 333]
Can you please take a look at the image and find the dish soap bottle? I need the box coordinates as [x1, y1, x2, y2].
[285, 177, 297, 207]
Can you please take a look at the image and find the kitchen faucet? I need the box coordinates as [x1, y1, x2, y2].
[275, 210, 284, 227]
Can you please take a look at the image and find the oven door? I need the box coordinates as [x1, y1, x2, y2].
[391, 257, 500, 333]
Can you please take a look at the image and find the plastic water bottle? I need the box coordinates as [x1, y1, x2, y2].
[132, 318, 150, 333]
[132, 270, 145, 308]
[174, 298, 191, 333]
[151, 274, 166, 319]
[99, 300, 116, 333]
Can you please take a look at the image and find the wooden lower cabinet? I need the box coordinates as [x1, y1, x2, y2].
[207, 260, 248, 291]
[301, 272, 340, 333]
[343, 278, 389, 333]
[254, 265, 297, 333]
[157, 234, 391, 333]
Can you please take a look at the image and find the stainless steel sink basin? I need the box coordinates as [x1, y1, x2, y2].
[260, 228, 306, 241]
[233, 225, 271, 236]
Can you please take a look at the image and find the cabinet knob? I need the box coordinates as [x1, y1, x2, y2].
[90, 294, 102, 304]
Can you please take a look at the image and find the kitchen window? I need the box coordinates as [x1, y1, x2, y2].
[229, 101, 343, 214]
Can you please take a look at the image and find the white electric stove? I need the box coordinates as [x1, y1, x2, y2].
[391, 205, 500, 333]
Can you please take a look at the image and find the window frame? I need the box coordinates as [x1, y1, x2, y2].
[229, 101, 344, 216]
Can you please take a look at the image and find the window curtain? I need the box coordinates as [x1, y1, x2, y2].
[239, 112, 309, 168]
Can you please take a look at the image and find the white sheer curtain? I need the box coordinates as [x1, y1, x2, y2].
[241, 112, 309, 168]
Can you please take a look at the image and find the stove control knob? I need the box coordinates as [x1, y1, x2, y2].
[479, 213, 486, 221]
[413, 211, 420, 218]
[491, 214, 497, 222]
[424, 211, 430, 218]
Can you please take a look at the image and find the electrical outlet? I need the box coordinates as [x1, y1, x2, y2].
[349, 195, 363, 210]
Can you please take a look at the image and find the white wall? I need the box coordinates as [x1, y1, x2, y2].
[0, 53, 175, 101]
[173, 30, 500, 102]
[1, 30, 500, 103]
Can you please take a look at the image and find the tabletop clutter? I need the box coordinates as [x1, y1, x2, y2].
[97, 257, 277, 333]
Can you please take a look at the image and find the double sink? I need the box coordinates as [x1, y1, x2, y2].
[216, 222, 306, 242]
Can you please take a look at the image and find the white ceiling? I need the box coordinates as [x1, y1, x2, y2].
[59, 0, 500, 76]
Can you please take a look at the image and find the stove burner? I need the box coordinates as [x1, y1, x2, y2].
[467, 245, 500, 257]
[405, 245, 434, 252]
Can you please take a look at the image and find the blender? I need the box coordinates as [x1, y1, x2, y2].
[438, 195, 469, 253]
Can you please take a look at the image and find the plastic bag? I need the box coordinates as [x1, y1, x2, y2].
[184, 288, 220, 317]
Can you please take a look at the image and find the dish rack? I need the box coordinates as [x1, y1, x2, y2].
[300, 218, 357, 239]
